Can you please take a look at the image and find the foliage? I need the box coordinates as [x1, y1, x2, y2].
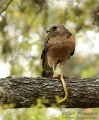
[0, 100, 99, 120]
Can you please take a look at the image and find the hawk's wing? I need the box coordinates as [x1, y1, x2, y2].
[41, 34, 53, 77]
[65, 29, 75, 59]
[41, 34, 50, 67]
[68, 48, 75, 59]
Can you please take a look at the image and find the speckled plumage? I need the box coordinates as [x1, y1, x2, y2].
[41, 24, 75, 77]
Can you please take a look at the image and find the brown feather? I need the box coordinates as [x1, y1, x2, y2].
[41, 24, 75, 77]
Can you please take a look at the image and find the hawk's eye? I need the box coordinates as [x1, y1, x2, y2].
[52, 26, 57, 30]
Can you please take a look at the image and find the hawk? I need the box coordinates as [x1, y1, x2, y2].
[41, 24, 75, 103]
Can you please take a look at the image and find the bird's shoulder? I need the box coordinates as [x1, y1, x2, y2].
[64, 28, 72, 38]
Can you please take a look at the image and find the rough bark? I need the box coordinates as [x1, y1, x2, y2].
[0, 77, 99, 108]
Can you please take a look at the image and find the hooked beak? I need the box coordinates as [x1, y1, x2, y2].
[46, 27, 51, 33]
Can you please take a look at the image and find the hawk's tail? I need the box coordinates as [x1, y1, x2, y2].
[41, 61, 53, 77]
[42, 69, 53, 77]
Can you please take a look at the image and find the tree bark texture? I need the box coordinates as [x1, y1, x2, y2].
[0, 77, 99, 108]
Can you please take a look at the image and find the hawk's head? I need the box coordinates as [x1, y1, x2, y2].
[46, 24, 65, 34]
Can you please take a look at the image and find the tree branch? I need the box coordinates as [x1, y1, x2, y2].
[0, 0, 13, 15]
[0, 77, 99, 108]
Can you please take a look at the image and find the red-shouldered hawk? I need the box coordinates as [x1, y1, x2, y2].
[41, 24, 75, 103]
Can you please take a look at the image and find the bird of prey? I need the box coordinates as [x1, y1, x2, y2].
[41, 24, 75, 103]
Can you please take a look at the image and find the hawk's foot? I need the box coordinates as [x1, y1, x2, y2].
[52, 74, 68, 79]
[58, 75, 68, 79]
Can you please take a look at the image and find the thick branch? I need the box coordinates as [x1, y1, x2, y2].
[0, 77, 99, 108]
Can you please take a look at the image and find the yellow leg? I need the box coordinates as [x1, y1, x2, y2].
[52, 66, 58, 78]
[58, 65, 68, 104]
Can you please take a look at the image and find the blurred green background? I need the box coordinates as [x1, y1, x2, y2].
[0, 0, 99, 78]
[0, 0, 99, 119]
